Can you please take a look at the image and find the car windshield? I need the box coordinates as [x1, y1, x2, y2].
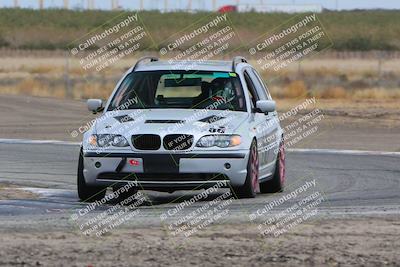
[107, 70, 246, 111]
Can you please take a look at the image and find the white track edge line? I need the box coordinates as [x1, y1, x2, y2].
[0, 138, 399, 156]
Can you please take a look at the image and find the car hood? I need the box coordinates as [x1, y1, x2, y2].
[94, 109, 249, 136]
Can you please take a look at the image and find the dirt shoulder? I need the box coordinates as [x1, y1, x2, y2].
[0, 217, 398, 266]
[0, 94, 399, 151]
[0, 183, 38, 200]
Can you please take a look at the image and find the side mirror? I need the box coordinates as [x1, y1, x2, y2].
[256, 100, 276, 113]
[87, 99, 104, 114]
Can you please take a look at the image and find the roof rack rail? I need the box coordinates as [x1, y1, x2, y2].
[232, 56, 247, 72]
[132, 56, 159, 71]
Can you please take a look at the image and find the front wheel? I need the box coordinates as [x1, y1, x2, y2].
[77, 148, 106, 202]
[231, 140, 259, 199]
[260, 141, 285, 193]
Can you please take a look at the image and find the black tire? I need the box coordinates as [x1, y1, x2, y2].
[231, 140, 259, 199]
[260, 141, 285, 193]
[77, 148, 106, 202]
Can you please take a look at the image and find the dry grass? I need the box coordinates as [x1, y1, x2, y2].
[1, 56, 400, 101]
[316, 87, 400, 100]
[2, 77, 400, 101]
[282, 80, 308, 98]
[317, 86, 348, 99]
[72, 83, 114, 100]
[16, 78, 65, 98]
[352, 88, 400, 99]
[17, 78, 65, 98]
[0, 78, 114, 99]
[29, 65, 59, 74]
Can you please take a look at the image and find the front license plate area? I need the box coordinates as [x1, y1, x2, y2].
[142, 154, 179, 173]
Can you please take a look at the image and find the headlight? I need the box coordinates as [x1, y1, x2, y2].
[196, 135, 241, 148]
[89, 134, 129, 147]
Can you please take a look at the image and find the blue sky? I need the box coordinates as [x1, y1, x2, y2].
[3, 0, 400, 10]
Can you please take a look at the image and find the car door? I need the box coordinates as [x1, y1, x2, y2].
[247, 68, 279, 177]
[243, 69, 273, 179]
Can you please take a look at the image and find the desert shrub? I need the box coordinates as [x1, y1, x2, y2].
[283, 80, 307, 98]
[17, 78, 43, 94]
[319, 86, 348, 99]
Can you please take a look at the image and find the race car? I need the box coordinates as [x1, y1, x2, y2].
[78, 56, 285, 201]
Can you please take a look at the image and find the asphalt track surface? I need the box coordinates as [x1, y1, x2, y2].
[0, 141, 399, 229]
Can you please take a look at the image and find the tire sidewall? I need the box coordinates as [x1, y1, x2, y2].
[245, 140, 259, 197]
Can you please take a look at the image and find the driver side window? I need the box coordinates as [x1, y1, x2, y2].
[251, 69, 272, 100]
[243, 70, 259, 109]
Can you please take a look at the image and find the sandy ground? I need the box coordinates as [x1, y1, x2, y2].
[0, 183, 38, 200]
[0, 217, 399, 267]
[0, 94, 399, 151]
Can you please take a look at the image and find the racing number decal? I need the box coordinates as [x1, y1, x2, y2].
[209, 126, 226, 133]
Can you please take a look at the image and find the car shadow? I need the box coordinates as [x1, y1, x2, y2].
[107, 189, 231, 207]
[145, 189, 230, 205]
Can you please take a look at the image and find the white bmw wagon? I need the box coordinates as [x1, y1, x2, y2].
[78, 56, 285, 201]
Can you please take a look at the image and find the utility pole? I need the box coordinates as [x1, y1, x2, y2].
[38, 0, 44, 9]
[164, 0, 168, 12]
[111, 0, 119, 10]
[188, 0, 193, 12]
[64, 0, 69, 9]
[14, 0, 19, 8]
[212, 0, 216, 11]
[140, 0, 143, 10]
[64, 51, 72, 99]
[87, 0, 94, 10]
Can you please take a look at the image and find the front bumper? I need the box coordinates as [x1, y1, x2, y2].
[83, 151, 249, 190]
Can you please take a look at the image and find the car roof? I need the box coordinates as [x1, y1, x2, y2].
[134, 60, 245, 72]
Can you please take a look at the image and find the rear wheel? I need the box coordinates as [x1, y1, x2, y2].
[231, 140, 259, 199]
[77, 148, 106, 202]
[260, 141, 285, 193]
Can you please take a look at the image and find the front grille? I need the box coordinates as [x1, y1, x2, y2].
[163, 134, 194, 151]
[131, 134, 161, 150]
